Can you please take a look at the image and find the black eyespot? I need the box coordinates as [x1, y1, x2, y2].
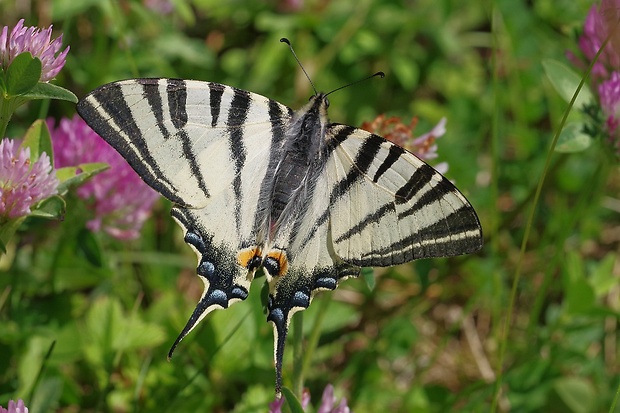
[263, 256, 280, 276]
[248, 255, 262, 271]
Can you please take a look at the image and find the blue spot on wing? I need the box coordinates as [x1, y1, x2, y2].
[231, 286, 249, 300]
[208, 289, 228, 307]
[292, 291, 310, 307]
[269, 308, 285, 324]
[314, 277, 337, 290]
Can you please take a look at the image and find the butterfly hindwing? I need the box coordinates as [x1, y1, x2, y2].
[262, 163, 360, 393]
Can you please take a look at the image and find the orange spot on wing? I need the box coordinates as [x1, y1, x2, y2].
[237, 246, 262, 268]
[266, 250, 289, 277]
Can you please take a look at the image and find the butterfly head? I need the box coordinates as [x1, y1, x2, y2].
[289, 93, 331, 145]
[308, 92, 329, 110]
[298, 92, 330, 123]
[311, 92, 329, 108]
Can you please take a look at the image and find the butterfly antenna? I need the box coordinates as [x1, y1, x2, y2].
[325, 71, 385, 97]
[280, 37, 318, 95]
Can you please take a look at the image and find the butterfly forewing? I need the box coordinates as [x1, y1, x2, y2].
[326, 125, 483, 267]
[77, 78, 294, 353]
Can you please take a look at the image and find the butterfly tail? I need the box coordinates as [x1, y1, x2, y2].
[269, 310, 288, 399]
[167, 208, 253, 358]
[167, 285, 234, 359]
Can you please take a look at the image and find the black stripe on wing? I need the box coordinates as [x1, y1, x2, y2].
[162, 79, 211, 200]
[226, 88, 251, 232]
[76, 81, 184, 205]
[373, 144, 405, 182]
[166, 79, 189, 129]
[139, 78, 168, 137]
[394, 162, 435, 204]
[329, 132, 383, 201]
[208, 82, 225, 127]
[333, 202, 396, 244]
[323, 124, 355, 157]
[396, 176, 455, 220]
[293, 127, 383, 253]
[355, 205, 483, 266]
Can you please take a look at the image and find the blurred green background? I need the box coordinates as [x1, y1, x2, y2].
[1, 0, 619, 412]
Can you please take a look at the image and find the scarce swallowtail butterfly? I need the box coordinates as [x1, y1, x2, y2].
[76, 42, 483, 396]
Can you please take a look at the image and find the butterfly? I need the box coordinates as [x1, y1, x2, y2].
[76, 62, 482, 396]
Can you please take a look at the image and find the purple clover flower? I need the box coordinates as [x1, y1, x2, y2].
[0, 399, 28, 413]
[48, 116, 159, 240]
[269, 385, 350, 413]
[268, 396, 285, 413]
[317, 384, 350, 413]
[0, 19, 70, 82]
[598, 71, 620, 153]
[0, 138, 58, 220]
[570, 0, 620, 156]
[568, 0, 620, 84]
[143, 0, 174, 14]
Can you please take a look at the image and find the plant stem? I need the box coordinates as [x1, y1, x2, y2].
[490, 12, 610, 413]
[609, 381, 620, 413]
[0, 97, 14, 138]
[292, 311, 304, 396]
[301, 294, 332, 381]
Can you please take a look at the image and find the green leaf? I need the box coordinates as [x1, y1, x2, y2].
[566, 280, 595, 315]
[84, 297, 166, 370]
[77, 228, 102, 267]
[52, 0, 106, 20]
[29, 195, 66, 220]
[114, 314, 166, 350]
[5, 52, 42, 97]
[589, 253, 617, 297]
[16, 336, 55, 397]
[361, 267, 376, 291]
[281, 387, 305, 413]
[85, 297, 124, 366]
[0, 216, 26, 253]
[391, 54, 419, 90]
[564, 253, 595, 315]
[0, 66, 6, 92]
[22, 82, 78, 103]
[542, 59, 594, 110]
[29, 377, 63, 413]
[556, 121, 592, 153]
[552, 377, 596, 413]
[55, 162, 109, 195]
[21, 119, 54, 165]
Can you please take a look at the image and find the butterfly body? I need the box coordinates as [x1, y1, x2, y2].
[77, 78, 482, 396]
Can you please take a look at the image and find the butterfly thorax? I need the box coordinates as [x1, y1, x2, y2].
[268, 94, 329, 233]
